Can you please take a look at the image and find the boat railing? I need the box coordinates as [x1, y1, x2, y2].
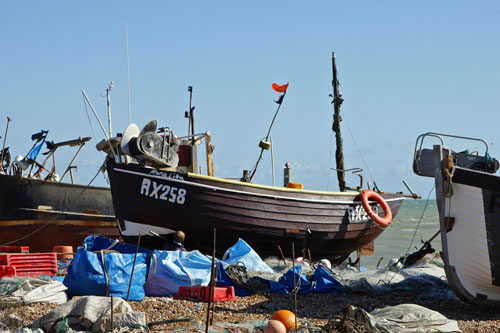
[413, 132, 491, 177]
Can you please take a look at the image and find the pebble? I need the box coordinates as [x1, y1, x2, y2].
[0, 292, 499, 332]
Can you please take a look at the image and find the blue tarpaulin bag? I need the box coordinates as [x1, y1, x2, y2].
[63, 235, 152, 301]
[277, 265, 312, 295]
[312, 266, 345, 294]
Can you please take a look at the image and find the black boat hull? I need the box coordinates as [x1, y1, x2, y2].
[107, 160, 404, 260]
[0, 173, 119, 252]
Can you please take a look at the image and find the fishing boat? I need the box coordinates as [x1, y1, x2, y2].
[101, 54, 405, 262]
[413, 132, 500, 305]
[0, 127, 118, 252]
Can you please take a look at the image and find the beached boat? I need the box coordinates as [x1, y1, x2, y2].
[0, 130, 118, 252]
[101, 54, 405, 262]
[413, 132, 500, 305]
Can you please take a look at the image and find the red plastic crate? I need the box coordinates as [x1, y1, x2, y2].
[0, 253, 57, 277]
[0, 246, 29, 253]
[174, 286, 236, 302]
[0, 265, 16, 278]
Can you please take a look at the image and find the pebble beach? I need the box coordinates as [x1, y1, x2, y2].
[1, 291, 500, 332]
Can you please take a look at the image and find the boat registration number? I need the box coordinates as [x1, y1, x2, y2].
[348, 204, 378, 222]
[140, 178, 186, 204]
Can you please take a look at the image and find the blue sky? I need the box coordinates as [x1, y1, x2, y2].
[1, 1, 500, 197]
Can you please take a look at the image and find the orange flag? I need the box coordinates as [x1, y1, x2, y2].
[272, 82, 289, 93]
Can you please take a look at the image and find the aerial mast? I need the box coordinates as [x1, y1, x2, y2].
[331, 52, 346, 192]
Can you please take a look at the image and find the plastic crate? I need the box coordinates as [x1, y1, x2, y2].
[0, 246, 29, 253]
[0, 253, 57, 277]
[174, 286, 236, 302]
[0, 265, 16, 278]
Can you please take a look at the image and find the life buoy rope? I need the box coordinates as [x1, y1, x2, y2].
[361, 190, 393, 227]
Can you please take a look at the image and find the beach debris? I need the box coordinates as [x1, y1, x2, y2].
[270, 309, 298, 332]
[31, 295, 146, 332]
[0, 277, 67, 306]
[335, 303, 461, 332]
[264, 319, 287, 333]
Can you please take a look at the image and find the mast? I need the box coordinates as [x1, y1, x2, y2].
[106, 81, 114, 138]
[188, 86, 195, 145]
[331, 52, 346, 192]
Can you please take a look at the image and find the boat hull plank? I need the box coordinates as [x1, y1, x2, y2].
[0, 174, 119, 252]
[431, 144, 500, 305]
[108, 160, 403, 259]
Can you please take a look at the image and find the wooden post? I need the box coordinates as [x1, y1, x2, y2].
[331, 52, 346, 192]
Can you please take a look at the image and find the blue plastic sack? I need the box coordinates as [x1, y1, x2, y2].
[144, 250, 214, 296]
[278, 265, 312, 294]
[222, 238, 273, 273]
[312, 266, 345, 294]
[63, 235, 152, 301]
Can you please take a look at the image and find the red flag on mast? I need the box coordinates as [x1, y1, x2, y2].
[272, 82, 289, 93]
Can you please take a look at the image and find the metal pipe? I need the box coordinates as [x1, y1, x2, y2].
[81, 90, 117, 159]
[270, 135, 275, 186]
[127, 234, 142, 302]
[106, 82, 113, 138]
[60, 142, 86, 182]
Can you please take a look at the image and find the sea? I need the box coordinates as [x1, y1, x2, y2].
[356, 198, 441, 269]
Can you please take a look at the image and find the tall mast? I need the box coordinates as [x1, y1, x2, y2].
[331, 52, 346, 192]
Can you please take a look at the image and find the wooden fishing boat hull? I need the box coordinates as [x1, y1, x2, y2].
[107, 160, 404, 260]
[432, 146, 500, 306]
[0, 173, 119, 252]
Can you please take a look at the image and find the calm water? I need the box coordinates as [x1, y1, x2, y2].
[358, 199, 442, 269]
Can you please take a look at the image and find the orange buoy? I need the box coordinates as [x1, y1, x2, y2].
[52, 245, 74, 262]
[264, 319, 287, 333]
[270, 310, 298, 332]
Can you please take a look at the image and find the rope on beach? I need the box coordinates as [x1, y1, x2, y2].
[322, 306, 377, 333]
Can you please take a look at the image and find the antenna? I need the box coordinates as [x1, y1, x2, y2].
[126, 23, 132, 124]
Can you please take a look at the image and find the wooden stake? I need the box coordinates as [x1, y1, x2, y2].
[292, 242, 298, 331]
[277, 245, 287, 265]
[206, 228, 216, 332]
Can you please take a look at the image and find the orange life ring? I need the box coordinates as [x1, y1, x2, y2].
[360, 190, 392, 227]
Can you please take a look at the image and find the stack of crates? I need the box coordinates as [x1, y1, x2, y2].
[0, 249, 57, 278]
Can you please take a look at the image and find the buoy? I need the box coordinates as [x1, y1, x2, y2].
[270, 310, 298, 332]
[264, 319, 287, 333]
[52, 245, 74, 262]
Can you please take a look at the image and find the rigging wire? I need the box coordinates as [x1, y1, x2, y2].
[343, 114, 376, 186]
[385, 183, 435, 284]
[82, 93, 109, 183]
[404, 183, 435, 256]
[344, 95, 406, 183]
[326, 131, 334, 190]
